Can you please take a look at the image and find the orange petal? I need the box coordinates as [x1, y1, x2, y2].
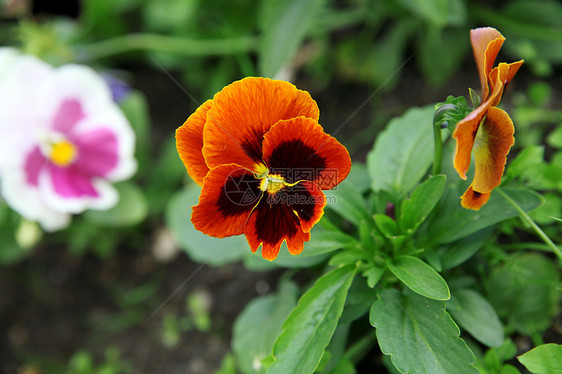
[262, 116, 351, 189]
[176, 100, 212, 186]
[453, 101, 491, 180]
[202, 77, 320, 172]
[192, 164, 261, 238]
[471, 106, 514, 193]
[244, 192, 313, 261]
[284, 228, 310, 257]
[488, 60, 524, 106]
[461, 185, 491, 210]
[470, 27, 504, 100]
[487, 63, 508, 107]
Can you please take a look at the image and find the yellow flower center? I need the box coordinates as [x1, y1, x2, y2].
[50, 140, 77, 167]
[259, 174, 286, 194]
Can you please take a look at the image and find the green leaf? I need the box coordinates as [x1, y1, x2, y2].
[146, 135, 188, 215]
[233, 281, 298, 374]
[328, 247, 368, 268]
[367, 20, 417, 88]
[448, 289, 504, 348]
[400, 174, 446, 232]
[367, 106, 435, 197]
[423, 249, 442, 272]
[387, 256, 450, 300]
[497, 340, 518, 362]
[435, 96, 471, 135]
[267, 265, 357, 374]
[293, 225, 358, 258]
[446, 0, 467, 25]
[84, 182, 148, 227]
[363, 265, 385, 288]
[359, 219, 375, 250]
[165, 185, 247, 266]
[418, 27, 469, 86]
[486, 253, 560, 336]
[499, 364, 521, 374]
[324, 357, 355, 374]
[343, 162, 371, 193]
[322, 324, 350, 373]
[119, 91, 150, 171]
[370, 289, 478, 374]
[428, 187, 543, 244]
[476, 340, 518, 373]
[395, 0, 449, 26]
[340, 277, 376, 324]
[504, 146, 545, 184]
[529, 192, 562, 224]
[528, 82, 552, 106]
[441, 228, 493, 270]
[374, 214, 398, 238]
[0, 224, 26, 264]
[518, 344, 562, 374]
[324, 182, 371, 226]
[484, 347, 502, 372]
[258, 0, 323, 78]
[216, 353, 237, 374]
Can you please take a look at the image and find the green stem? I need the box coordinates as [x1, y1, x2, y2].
[432, 105, 452, 175]
[78, 33, 258, 61]
[504, 242, 562, 252]
[432, 103, 459, 175]
[432, 124, 443, 175]
[498, 188, 562, 262]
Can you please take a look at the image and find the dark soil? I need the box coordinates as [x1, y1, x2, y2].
[1, 244, 281, 373]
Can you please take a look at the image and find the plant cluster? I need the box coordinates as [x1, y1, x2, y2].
[0, 0, 561, 373]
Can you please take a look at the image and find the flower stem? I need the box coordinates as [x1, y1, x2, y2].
[432, 104, 458, 175]
[432, 110, 447, 176]
[498, 188, 562, 262]
[78, 34, 257, 61]
[432, 123, 443, 175]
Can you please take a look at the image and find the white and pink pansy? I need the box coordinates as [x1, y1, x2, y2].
[0, 51, 136, 231]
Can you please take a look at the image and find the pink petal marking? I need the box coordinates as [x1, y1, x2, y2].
[24, 146, 46, 186]
[52, 99, 85, 134]
[48, 164, 99, 198]
[72, 128, 119, 178]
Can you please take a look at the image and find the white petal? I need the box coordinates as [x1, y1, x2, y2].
[0, 47, 20, 79]
[36, 64, 113, 123]
[38, 168, 118, 214]
[1, 168, 71, 231]
[0, 54, 53, 173]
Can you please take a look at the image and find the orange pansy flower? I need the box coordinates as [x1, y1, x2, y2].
[453, 27, 523, 210]
[176, 77, 351, 261]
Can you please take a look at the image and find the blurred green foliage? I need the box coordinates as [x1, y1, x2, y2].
[66, 347, 130, 374]
[3, 0, 562, 97]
